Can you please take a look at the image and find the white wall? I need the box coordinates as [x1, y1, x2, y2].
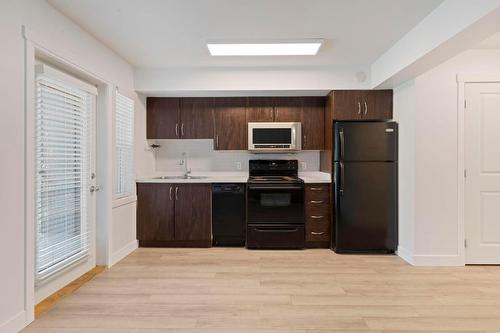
[0, 1, 150, 331]
[135, 65, 370, 95]
[393, 80, 416, 263]
[152, 140, 320, 174]
[394, 49, 500, 265]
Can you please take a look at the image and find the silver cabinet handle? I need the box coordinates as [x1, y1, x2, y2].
[181, 123, 184, 137]
[89, 185, 100, 193]
[357, 102, 361, 115]
[175, 123, 179, 136]
[169, 186, 173, 201]
[364, 101, 368, 115]
[311, 215, 324, 219]
[216, 135, 219, 149]
[310, 187, 323, 191]
[303, 135, 306, 148]
[310, 200, 324, 204]
[175, 186, 179, 200]
[311, 232, 325, 235]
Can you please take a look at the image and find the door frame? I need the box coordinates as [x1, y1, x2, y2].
[457, 74, 500, 265]
[23, 26, 114, 325]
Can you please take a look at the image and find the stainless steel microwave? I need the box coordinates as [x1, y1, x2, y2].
[248, 122, 302, 152]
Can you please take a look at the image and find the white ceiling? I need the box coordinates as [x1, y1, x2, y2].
[48, 0, 443, 69]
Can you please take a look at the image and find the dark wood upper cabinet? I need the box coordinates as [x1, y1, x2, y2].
[361, 90, 393, 120]
[301, 96, 325, 150]
[214, 97, 247, 150]
[174, 184, 212, 241]
[146, 97, 180, 139]
[274, 97, 302, 122]
[137, 183, 175, 241]
[331, 90, 363, 120]
[246, 97, 274, 122]
[331, 90, 393, 121]
[180, 97, 214, 139]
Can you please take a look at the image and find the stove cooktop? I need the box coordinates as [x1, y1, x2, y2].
[247, 175, 304, 184]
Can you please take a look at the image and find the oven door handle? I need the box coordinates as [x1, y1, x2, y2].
[254, 227, 299, 232]
[247, 185, 303, 190]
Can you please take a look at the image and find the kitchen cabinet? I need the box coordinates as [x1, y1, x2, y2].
[246, 97, 274, 122]
[331, 90, 393, 121]
[274, 97, 302, 122]
[305, 183, 331, 248]
[301, 96, 325, 150]
[146, 97, 214, 139]
[137, 183, 175, 240]
[180, 97, 214, 139]
[146, 97, 180, 139]
[361, 90, 393, 120]
[137, 183, 212, 247]
[214, 97, 247, 150]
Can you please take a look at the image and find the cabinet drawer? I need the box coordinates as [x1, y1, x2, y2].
[305, 184, 330, 202]
[306, 222, 330, 242]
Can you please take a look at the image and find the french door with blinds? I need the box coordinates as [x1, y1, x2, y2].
[35, 64, 97, 281]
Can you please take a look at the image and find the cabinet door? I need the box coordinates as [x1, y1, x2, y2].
[137, 183, 175, 241]
[301, 96, 325, 150]
[146, 97, 180, 139]
[214, 97, 247, 150]
[332, 91, 363, 120]
[246, 97, 274, 122]
[274, 97, 302, 122]
[180, 97, 214, 139]
[174, 184, 212, 241]
[361, 90, 393, 120]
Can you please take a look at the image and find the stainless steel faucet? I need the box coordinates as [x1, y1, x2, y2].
[181, 152, 191, 178]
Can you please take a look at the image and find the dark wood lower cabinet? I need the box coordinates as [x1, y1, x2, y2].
[304, 183, 331, 248]
[137, 183, 175, 241]
[137, 183, 212, 247]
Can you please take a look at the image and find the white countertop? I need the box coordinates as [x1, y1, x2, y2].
[136, 171, 331, 184]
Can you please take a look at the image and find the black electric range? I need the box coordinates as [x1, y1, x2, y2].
[246, 160, 305, 249]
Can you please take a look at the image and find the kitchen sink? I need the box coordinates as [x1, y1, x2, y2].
[153, 175, 208, 180]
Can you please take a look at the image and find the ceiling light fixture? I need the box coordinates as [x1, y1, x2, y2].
[206, 39, 323, 56]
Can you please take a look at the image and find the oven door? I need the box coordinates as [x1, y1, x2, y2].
[247, 183, 304, 224]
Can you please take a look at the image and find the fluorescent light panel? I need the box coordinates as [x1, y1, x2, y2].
[207, 39, 323, 56]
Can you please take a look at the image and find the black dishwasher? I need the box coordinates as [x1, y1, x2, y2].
[212, 183, 246, 246]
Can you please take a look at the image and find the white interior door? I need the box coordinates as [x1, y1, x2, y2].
[465, 82, 500, 264]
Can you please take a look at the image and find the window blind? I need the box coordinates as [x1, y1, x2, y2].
[115, 92, 134, 197]
[36, 73, 92, 281]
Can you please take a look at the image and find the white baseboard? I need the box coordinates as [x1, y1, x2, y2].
[412, 254, 464, 266]
[396, 246, 414, 265]
[0, 310, 27, 333]
[109, 239, 138, 267]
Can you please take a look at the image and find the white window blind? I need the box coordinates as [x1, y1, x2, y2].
[36, 71, 92, 281]
[115, 92, 134, 197]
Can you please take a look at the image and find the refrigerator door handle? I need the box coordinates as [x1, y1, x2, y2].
[339, 162, 344, 196]
[339, 128, 345, 159]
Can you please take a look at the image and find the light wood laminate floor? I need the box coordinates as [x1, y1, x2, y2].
[23, 248, 500, 333]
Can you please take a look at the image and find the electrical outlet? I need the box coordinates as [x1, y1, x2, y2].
[236, 161, 242, 170]
[300, 161, 307, 170]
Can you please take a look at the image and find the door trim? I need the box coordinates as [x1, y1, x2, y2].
[457, 74, 500, 265]
[23, 26, 115, 327]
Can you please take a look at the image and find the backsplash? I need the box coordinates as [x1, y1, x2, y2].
[153, 139, 320, 172]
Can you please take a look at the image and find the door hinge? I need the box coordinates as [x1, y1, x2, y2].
[464, 99, 467, 109]
[464, 169, 467, 178]
[464, 239, 467, 248]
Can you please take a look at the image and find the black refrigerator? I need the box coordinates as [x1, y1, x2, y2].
[333, 121, 398, 253]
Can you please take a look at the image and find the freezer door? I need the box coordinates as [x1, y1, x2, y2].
[334, 122, 398, 162]
[334, 161, 397, 253]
